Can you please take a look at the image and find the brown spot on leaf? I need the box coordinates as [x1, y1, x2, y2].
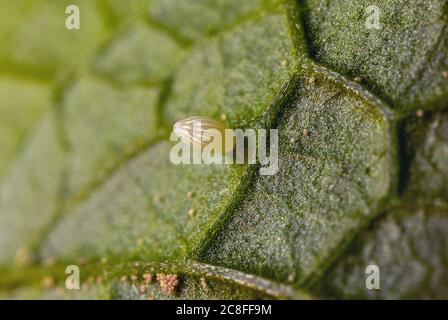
[157, 274, 178, 295]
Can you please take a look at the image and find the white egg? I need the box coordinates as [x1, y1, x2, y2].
[173, 116, 233, 154]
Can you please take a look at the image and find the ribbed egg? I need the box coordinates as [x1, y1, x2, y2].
[173, 116, 233, 154]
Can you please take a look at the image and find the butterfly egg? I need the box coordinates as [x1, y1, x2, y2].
[173, 116, 234, 154]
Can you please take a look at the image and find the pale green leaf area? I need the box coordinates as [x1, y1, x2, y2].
[0, 0, 110, 77]
[61, 76, 160, 198]
[301, 0, 448, 113]
[0, 114, 64, 265]
[0, 0, 447, 299]
[0, 284, 110, 300]
[94, 21, 185, 85]
[150, 0, 283, 42]
[40, 142, 247, 262]
[0, 77, 52, 175]
[101, 0, 153, 22]
[0, 1, 27, 62]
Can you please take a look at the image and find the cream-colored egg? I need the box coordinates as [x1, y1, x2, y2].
[173, 116, 234, 154]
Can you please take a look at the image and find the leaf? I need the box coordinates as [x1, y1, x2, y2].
[36, 6, 298, 265]
[149, 0, 282, 42]
[0, 0, 110, 77]
[61, 76, 161, 198]
[0, 0, 447, 299]
[0, 261, 309, 299]
[39, 142, 247, 261]
[0, 78, 52, 175]
[163, 12, 298, 127]
[0, 113, 64, 265]
[301, 0, 448, 113]
[406, 111, 448, 199]
[93, 21, 185, 85]
[317, 111, 448, 299]
[0, 0, 301, 298]
[195, 65, 395, 286]
[320, 201, 448, 299]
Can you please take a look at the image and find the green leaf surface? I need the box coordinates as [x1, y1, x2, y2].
[196, 65, 395, 286]
[40, 142, 247, 262]
[61, 76, 160, 198]
[94, 22, 185, 85]
[0, 77, 52, 175]
[301, 0, 448, 113]
[406, 111, 448, 199]
[163, 12, 298, 128]
[149, 0, 281, 42]
[321, 201, 448, 299]
[0, 0, 110, 78]
[318, 111, 448, 299]
[0, 113, 64, 265]
[0, 0, 447, 299]
[0, 260, 309, 299]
